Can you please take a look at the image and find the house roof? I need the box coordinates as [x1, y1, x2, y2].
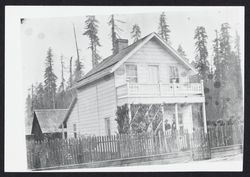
[75, 34, 149, 88]
[59, 97, 78, 128]
[34, 109, 68, 133]
[76, 32, 197, 89]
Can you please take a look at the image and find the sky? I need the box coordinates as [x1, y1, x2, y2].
[20, 7, 244, 97]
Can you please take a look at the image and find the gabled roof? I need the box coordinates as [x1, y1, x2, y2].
[33, 109, 68, 133]
[76, 32, 197, 88]
[59, 97, 78, 128]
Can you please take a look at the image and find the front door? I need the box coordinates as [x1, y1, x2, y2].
[148, 65, 159, 83]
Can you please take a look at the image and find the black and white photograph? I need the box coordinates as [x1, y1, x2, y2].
[5, 6, 244, 172]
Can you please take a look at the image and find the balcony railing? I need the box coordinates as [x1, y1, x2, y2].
[116, 81, 204, 98]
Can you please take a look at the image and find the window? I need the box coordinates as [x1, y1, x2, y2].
[126, 64, 138, 83]
[105, 118, 111, 136]
[73, 124, 77, 138]
[169, 66, 179, 83]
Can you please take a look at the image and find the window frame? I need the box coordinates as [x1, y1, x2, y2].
[125, 64, 138, 83]
[169, 66, 180, 83]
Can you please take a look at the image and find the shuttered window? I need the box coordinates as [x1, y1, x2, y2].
[126, 64, 138, 83]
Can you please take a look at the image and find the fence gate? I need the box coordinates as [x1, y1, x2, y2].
[191, 130, 211, 161]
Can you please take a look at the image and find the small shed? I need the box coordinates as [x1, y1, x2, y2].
[31, 109, 68, 140]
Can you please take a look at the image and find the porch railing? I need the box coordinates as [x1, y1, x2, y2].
[116, 81, 204, 98]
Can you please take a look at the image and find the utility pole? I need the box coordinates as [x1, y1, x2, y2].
[72, 23, 80, 63]
[31, 84, 34, 111]
[69, 56, 73, 87]
[60, 55, 65, 92]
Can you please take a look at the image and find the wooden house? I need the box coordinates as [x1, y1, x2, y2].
[31, 109, 68, 140]
[60, 32, 207, 138]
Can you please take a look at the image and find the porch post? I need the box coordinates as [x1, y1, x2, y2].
[201, 80, 204, 96]
[128, 103, 132, 130]
[202, 102, 207, 134]
[175, 103, 179, 131]
[161, 104, 165, 133]
[62, 123, 65, 139]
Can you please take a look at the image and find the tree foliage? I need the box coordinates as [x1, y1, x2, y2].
[44, 48, 57, 109]
[115, 104, 130, 134]
[108, 15, 125, 54]
[131, 24, 141, 42]
[158, 12, 171, 43]
[194, 26, 210, 81]
[83, 16, 101, 68]
[73, 57, 84, 83]
[177, 44, 188, 62]
[212, 23, 243, 121]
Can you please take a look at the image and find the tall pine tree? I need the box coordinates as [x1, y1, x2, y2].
[177, 44, 188, 61]
[73, 58, 84, 83]
[158, 12, 171, 44]
[108, 14, 125, 54]
[194, 26, 210, 81]
[216, 23, 242, 120]
[234, 31, 242, 99]
[131, 24, 141, 42]
[83, 16, 102, 68]
[44, 47, 57, 109]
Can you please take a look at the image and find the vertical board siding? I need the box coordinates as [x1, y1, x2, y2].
[96, 77, 117, 135]
[69, 75, 117, 137]
[125, 39, 190, 84]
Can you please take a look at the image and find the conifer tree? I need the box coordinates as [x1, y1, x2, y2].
[177, 44, 188, 61]
[194, 26, 210, 81]
[216, 23, 241, 120]
[158, 12, 171, 43]
[108, 14, 125, 54]
[59, 55, 65, 92]
[213, 30, 221, 81]
[73, 58, 84, 83]
[234, 31, 242, 99]
[83, 16, 102, 68]
[44, 47, 57, 109]
[131, 24, 141, 42]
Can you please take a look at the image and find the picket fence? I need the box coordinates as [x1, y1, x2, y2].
[26, 124, 244, 169]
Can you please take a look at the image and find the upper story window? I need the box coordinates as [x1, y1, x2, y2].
[169, 66, 179, 83]
[126, 64, 138, 83]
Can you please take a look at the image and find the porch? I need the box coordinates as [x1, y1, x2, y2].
[116, 81, 204, 99]
[127, 103, 207, 135]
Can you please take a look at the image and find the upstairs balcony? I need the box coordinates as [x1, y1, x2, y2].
[116, 80, 204, 99]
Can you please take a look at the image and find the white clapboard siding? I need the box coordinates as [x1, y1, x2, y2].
[66, 103, 79, 138]
[96, 77, 117, 135]
[126, 38, 190, 84]
[114, 65, 126, 87]
[69, 75, 117, 136]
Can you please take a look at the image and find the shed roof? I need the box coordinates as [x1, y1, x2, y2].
[59, 97, 77, 128]
[76, 32, 197, 88]
[34, 109, 68, 133]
